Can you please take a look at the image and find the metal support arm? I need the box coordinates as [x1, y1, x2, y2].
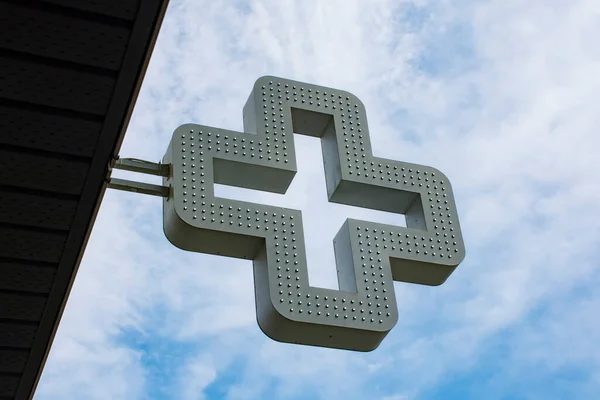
[108, 178, 169, 197]
[113, 158, 170, 177]
[107, 157, 170, 197]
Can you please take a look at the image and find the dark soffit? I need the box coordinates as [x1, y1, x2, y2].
[0, 1, 170, 399]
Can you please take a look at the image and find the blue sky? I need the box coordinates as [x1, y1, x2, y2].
[35, 0, 600, 399]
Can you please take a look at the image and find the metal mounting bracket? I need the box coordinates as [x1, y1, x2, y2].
[107, 157, 170, 197]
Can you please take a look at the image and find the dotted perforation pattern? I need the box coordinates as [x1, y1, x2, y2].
[165, 125, 398, 341]
[246, 77, 465, 269]
[163, 76, 465, 351]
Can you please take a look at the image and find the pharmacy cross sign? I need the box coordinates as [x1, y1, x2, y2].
[161, 76, 466, 351]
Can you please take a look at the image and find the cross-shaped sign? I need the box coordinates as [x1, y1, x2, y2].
[162, 76, 465, 351]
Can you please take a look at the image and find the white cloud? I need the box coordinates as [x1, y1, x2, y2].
[36, 0, 600, 399]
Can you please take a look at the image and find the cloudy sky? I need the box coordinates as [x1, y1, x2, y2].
[35, 0, 600, 399]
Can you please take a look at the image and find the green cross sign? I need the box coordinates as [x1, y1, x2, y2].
[162, 76, 465, 351]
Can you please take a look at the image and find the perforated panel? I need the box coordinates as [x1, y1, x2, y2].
[0, 376, 19, 397]
[0, 264, 56, 294]
[0, 3, 130, 70]
[41, 0, 140, 20]
[0, 349, 29, 374]
[0, 227, 66, 263]
[0, 56, 114, 115]
[0, 106, 101, 157]
[0, 293, 47, 321]
[0, 149, 89, 195]
[0, 190, 77, 230]
[163, 76, 466, 351]
[0, 323, 37, 348]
